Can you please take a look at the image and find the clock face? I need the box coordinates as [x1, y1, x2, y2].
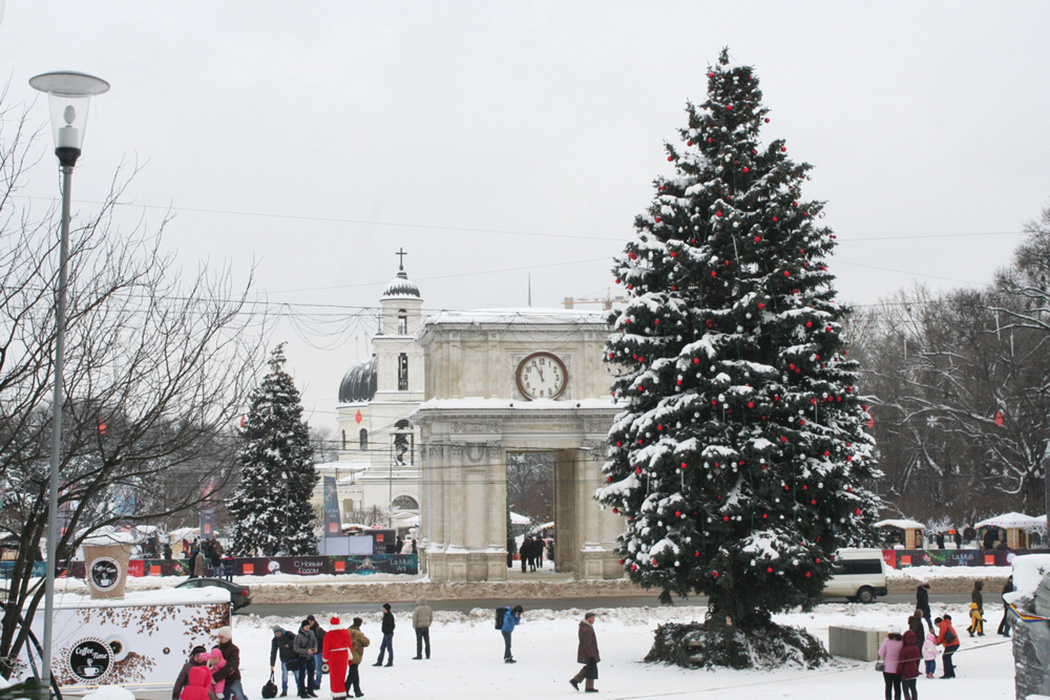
[516, 352, 568, 400]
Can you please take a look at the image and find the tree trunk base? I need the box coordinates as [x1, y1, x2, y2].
[645, 620, 830, 669]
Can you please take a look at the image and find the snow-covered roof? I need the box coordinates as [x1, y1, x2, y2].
[381, 269, 421, 299]
[975, 512, 1039, 529]
[169, 526, 199, 543]
[416, 397, 616, 411]
[875, 519, 925, 530]
[339, 355, 377, 403]
[510, 511, 531, 525]
[419, 308, 607, 331]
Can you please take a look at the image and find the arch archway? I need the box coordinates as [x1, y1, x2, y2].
[416, 406, 621, 582]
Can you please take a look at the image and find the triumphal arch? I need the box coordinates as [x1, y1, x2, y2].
[412, 309, 623, 582]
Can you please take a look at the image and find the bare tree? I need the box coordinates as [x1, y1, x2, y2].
[855, 239, 1050, 522]
[0, 101, 266, 678]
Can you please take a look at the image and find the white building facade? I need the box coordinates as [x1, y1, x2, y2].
[333, 264, 623, 580]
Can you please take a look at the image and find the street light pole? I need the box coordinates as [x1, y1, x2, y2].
[30, 71, 109, 694]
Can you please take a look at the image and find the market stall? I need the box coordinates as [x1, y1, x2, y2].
[874, 518, 926, 549]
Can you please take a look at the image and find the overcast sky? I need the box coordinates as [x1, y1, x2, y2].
[4, 2, 1049, 432]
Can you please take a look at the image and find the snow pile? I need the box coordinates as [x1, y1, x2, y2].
[1007, 554, 1050, 603]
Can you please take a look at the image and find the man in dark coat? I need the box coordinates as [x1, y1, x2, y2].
[293, 620, 318, 698]
[373, 603, 395, 667]
[999, 575, 1015, 637]
[569, 612, 600, 692]
[306, 615, 326, 690]
[916, 583, 932, 632]
[270, 626, 300, 697]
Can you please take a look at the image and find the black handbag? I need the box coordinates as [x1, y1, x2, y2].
[262, 672, 278, 699]
[286, 658, 299, 671]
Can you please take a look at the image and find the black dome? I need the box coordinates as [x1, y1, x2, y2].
[339, 356, 377, 403]
[382, 270, 421, 299]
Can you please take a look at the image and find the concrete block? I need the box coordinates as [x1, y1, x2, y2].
[828, 625, 888, 661]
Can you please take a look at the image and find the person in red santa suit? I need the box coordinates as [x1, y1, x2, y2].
[322, 616, 353, 700]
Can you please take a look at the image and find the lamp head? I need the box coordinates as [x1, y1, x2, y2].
[29, 71, 110, 166]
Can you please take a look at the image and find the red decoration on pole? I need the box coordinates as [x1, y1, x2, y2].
[355, 409, 363, 424]
[995, 411, 1004, 427]
[97, 421, 106, 436]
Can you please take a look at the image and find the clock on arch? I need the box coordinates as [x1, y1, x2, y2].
[515, 352, 568, 400]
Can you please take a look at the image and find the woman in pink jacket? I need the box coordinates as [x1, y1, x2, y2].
[878, 626, 904, 700]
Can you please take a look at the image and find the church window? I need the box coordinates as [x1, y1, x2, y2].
[391, 495, 418, 510]
[393, 419, 413, 465]
[398, 309, 408, 335]
[398, 353, 409, 391]
[341, 429, 346, 450]
[359, 428, 368, 451]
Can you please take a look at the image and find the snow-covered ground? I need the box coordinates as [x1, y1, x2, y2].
[225, 601, 1013, 700]
[34, 564, 1019, 698]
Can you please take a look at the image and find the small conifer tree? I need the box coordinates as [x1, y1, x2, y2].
[229, 343, 319, 555]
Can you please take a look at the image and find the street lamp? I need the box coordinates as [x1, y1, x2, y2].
[29, 70, 109, 693]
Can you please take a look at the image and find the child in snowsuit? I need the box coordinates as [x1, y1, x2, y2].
[967, 602, 984, 637]
[205, 649, 226, 699]
[179, 665, 217, 700]
[922, 632, 940, 678]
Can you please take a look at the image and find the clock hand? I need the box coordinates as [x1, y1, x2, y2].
[537, 367, 545, 381]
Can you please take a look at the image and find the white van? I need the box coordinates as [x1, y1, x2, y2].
[822, 547, 888, 603]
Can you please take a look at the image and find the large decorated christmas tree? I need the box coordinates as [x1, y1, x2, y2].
[597, 50, 880, 637]
[229, 343, 319, 556]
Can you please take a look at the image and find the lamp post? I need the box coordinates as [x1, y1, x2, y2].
[29, 70, 109, 692]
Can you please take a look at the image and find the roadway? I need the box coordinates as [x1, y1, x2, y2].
[244, 592, 972, 618]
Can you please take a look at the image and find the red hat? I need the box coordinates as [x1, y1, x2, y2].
[330, 616, 341, 626]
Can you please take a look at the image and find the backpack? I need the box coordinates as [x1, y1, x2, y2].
[495, 606, 508, 630]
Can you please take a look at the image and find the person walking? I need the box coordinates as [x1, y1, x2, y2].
[878, 625, 904, 700]
[500, 605, 524, 663]
[969, 582, 984, 636]
[373, 603, 395, 667]
[322, 616, 353, 700]
[270, 626, 300, 698]
[906, 609, 924, 640]
[934, 615, 960, 678]
[568, 612, 600, 693]
[293, 620, 318, 698]
[915, 583, 932, 633]
[967, 602, 984, 637]
[306, 615, 326, 690]
[346, 617, 369, 699]
[998, 575, 1015, 637]
[211, 627, 247, 700]
[898, 630, 921, 700]
[411, 596, 433, 660]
